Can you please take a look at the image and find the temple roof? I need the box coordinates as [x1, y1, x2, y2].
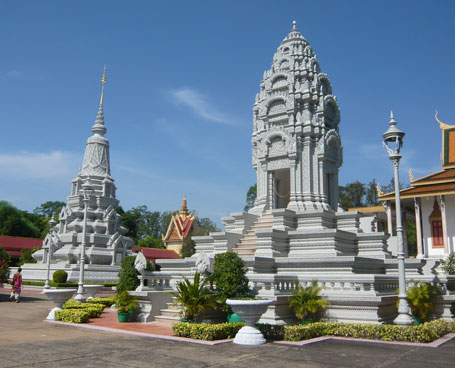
[162, 196, 197, 243]
[0, 235, 42, 258]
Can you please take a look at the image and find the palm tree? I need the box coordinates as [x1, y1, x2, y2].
[170, 272, 217, 321]
[289, 281, 328, 322]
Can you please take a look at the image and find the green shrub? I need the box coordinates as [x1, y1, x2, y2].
[21, 280, 45, 286]
[173, 322, 244, 340]
[88, 296, 116, 307]
[289, 281, 328, 321]
[406, 282, 440, 321]
[211, 252, 252, 313]
[62, 300, 105, 318]
[117, 255, 154, 294]
[256, 323, 285, 340]
[440, 253, 455, 275]
[55, 309, 91, 323]
[0, 245, 11, 283]
[283, 319, 455, 343]
[170, 272, 216, 320]
[52, 270, 68, 283]
[114, 290, 137, 313]
[19, 247, 40, 265]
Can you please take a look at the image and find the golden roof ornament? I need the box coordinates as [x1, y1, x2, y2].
[179, 195, 189, 217]
[409, 169, 414, 182]
[100, 65, 106, 106]
[435, 110, 455, 130]
[376, 183, 384, 197]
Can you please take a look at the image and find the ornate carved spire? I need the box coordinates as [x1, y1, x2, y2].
[92, 67, 107, 137]
[180, 195, 189, 217]
[409, 169, 414, 182]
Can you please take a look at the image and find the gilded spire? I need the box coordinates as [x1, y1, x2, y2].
[409, 169, 414, 182]
[376, 183, 384, 197]
[180, 195, 189, 217]
[92, 67, 107, 137]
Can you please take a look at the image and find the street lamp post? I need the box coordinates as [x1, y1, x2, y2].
[43, 218, 56, 290]
[75, 182, 93, 302]
[382, 111, 412, 326]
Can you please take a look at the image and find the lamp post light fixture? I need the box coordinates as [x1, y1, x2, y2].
[74, 182, 93, 302]
[382, 111, 413, 326]
[43, 218, 57, 290]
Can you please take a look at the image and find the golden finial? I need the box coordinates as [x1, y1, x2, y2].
[409, 169, 414, 182]
[435, 110, 454, 130]
[180, 195, 189, 217]
[376, 183, 384, 197]
[100, 65, 107, 106]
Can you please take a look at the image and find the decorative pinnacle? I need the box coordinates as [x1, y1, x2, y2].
[92, 66, 107, 137]
[100, 65, 107, 106]
[389, 111, 397, 126]
[180, 195, 189, 217]
[292, 20, 297, 31]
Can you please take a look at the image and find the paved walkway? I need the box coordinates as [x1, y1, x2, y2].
[1, 289, 455, 367]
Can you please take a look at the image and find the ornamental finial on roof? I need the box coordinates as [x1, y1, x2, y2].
[376, 183, 384, 197]
[92, 66, 107, 137]
[180, 195, 189, 217]
[409, 169, 414, 182]
[389, 111, 396, 125]
[292, 20, 297, 31]
[435, 110, 455, 129]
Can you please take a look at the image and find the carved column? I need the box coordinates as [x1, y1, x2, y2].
[385, 201, 393, 235]
[439, 195, 450, 255]
[402, 211, 408, 258]
[414, 198, 424, 258]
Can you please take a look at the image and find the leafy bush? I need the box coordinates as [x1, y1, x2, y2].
[406, 282, 440, 321]
[170, 272, 217, 320]
[55, 309, 90, 323]
[440, 253, 455, 275]
[173, 322, 244, 340]
[114, 290, 137, 313]
[0, 245, 11, 283]
[289, 281, 328, 321]
[117, 256, 155, 294]
[52, 270, 68, 283]
[283, 319, 455, 343]
[256, 323, 285, 340]
[62, 300, 105, 318]
[211, 252, 251, 313]
[88, 296, 116, 307]
[19, 247, 40, 265]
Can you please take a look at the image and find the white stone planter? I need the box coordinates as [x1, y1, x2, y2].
[83, 285, 103, 300]
[226, 299, 273, 345]
[43, 289, 76, 320]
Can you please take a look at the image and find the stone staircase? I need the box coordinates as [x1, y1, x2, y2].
[233, 212, 274, 257]
[153, 298, 182, 326]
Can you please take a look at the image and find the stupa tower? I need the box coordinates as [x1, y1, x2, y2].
[27, 68, 133, 282]
[250, 21, 342, 214]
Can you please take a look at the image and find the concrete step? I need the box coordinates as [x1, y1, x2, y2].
[160, 309, 182, 317]
[154, 315, 180, 326]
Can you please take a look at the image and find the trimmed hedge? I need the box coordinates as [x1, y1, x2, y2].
[88, 296, 116, 307]
[173, 322, 244, 341]
[55, 309, 90, 323]
[53, 270, 68, 283]
[172, 319, 455, 343]
[284, 319, 455, 343]
[62, 300, 105, 318]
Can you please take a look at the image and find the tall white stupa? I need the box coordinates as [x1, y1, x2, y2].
[22, 68, 133, 282]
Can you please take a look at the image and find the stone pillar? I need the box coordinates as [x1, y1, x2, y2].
[439, 195, 450, 255]
[414, 198, 424, 258]
[402, 211, 408, 258]
[385, 201, 393, 235]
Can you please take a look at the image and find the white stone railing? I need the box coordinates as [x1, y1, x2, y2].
[136, 273, 174, 291]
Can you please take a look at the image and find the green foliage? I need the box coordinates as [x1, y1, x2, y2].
[62, 300, 105, 318]
[289, 281, 328, 321]
[117, 256, 139, 294]
[256, 323, 285, 340]
[406, 221, 417, 257]
[33, 201, 65, 218]
[137, 235, 165, 249]
[114, 290, 137, 313]
[0, 201, 41, 238]
[440, 253, 455, 275]
[211, 252, 252, 313]
[283, 319, 455, 343]
[173, 322, 244, 340]
[52, 270, 68, 283]
[19, 247, 40, 265]
[0, 245, 11, 283]
[55, 309, 91, 323]
[170, 272, 217, 320]
[244, 184, 257, 212]
[339, 181, 366, 210]
[88, 296, 116, 307]
[406, 282, 440, 321]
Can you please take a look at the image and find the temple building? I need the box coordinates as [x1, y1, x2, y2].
[21, 69, 133, 282]
[379, 112, 455, 259]
[162, 196, 196, 255]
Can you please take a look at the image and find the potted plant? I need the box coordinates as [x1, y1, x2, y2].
[289, 281, 328, 324]
[170, 271, 216, 322]
[114, 290, 137, 322]
[405, 281, 440, 325]
[211, 252, 252, 322]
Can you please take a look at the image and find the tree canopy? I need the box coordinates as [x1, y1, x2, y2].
[33, 201, 66, 218]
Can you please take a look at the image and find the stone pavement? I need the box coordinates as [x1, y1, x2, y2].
[1, 290, 455, 367]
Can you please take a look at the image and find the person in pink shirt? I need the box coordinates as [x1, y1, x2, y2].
[9, 267, 22, 303]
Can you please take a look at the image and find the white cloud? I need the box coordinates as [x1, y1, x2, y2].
[0, 151, 78, 180]
[171, 87, 234, 125]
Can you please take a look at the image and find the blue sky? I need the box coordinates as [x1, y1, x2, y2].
[1, 1, 454, 225]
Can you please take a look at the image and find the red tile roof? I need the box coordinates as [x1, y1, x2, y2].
[0, 235, 43, 258]
[132, 247, 179, 263]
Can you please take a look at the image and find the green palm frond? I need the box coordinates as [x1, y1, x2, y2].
[289, 281, 328, 320]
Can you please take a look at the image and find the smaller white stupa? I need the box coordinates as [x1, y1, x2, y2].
[22, 68, 133, 282]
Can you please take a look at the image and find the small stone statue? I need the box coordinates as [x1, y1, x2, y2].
[134, 251, 147, 275]
[194, 252, 212, 275]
